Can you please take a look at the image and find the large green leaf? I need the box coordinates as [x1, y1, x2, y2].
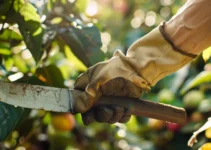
[0, 0, 12, 16]
[180, 71, 211, 94]
[64, 45, 87, 71]
[36, 64, 66, 88]
[12, 0, 44, 62]
[59, 25, 105, 67]
[0, 102, 24, 141]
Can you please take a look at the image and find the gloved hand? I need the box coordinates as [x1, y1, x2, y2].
[74, 23, 196, 125]
[74, 51, 151, 125]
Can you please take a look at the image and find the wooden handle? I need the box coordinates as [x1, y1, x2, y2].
[71, 90, 186, 124]
[95, 96, 186, 124]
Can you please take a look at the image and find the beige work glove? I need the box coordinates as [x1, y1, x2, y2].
[74, 51, 151, 125]
[74, 23, 196, 125]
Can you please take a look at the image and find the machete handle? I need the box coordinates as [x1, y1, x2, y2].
[71, 90, 186, 124]
[95, 96, 186, 124]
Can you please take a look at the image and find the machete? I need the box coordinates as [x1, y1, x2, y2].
[0, 80, 186, 124]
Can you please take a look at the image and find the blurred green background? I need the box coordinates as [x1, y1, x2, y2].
[1, 0, 211, 149]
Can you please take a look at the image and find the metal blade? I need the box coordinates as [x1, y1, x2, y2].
[0, 81, 187, 124]
[0, 80, 71, 112]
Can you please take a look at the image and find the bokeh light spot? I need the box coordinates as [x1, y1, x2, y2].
[145, 16, 156, 27]
[86, 1, 98, 17]
[131, 17, 142, 28]
[160, 0, 174, 6]
[160, 7, 171, 18]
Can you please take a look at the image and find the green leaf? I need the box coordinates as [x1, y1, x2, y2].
[18, 23, 44, 63]
[13, 55, 29, 73]
[75, 0, 88, 12]
[3, 56, 14, 71]
[126, 116, 139, 132]
[50, 17, 63, 24]
[64, 45, 87, 71]
[0, 0, 13, 16]
[13, 0, 44, 62]
[202, 47, 211, 62]
[43, 113, 52, 125]
[0, 42, 11, 55]
[0, 29, 23, 55]
[18, 3, 40, 23]
[0, 28, 22, 41]
[0, 102, 24, 141]
[180, 71, 211, 94]
[59, 25, 105, 67]
[36, 64, 66, 88]
[47, 0, 55, 11]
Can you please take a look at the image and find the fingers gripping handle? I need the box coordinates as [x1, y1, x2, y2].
[71, 90, 186, 124]
[95, 96, 187, 124]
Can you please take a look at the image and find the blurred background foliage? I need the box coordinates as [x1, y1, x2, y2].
[0, 0, 211, 150]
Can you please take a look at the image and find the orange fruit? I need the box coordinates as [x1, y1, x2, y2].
[52, 113, 75, 131]
[200, 143, 211, 150]
[191, 112, 203, 122]
[205, 128, 211, 139]
[148, 119, 166, 130]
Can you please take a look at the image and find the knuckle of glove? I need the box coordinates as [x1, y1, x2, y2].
[100, 77, 144, 98]
[100, 77, 127, 96]
[82, 105, 132, 125]
[95, 106, 114, 122]
[107, 105, 124, 124]
[82, 110, 96, 125]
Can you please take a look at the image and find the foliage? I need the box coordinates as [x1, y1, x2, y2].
[0, 0, 210, 150]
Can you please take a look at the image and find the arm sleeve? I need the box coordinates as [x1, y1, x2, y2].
[117, 0, 210, 86]
[165, 0, 211, 55]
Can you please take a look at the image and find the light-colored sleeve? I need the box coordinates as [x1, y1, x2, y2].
[165, 0, 211, 55]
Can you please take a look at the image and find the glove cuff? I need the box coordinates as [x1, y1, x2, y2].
[159, 22, 197, 58]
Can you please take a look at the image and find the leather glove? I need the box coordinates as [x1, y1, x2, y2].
[74, 23, 197, 125]
[74, 51, 151, 125]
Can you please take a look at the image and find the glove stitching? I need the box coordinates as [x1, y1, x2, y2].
[159, 22, 197, 58]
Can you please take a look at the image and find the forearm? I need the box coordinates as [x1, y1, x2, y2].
[117, 0, 211, 86]
[165, 0, 211, 55]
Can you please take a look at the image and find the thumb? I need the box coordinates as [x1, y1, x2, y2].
[73, 80, 102, 114]
[113, 50, 125, 57]
[74, 72, 89, 90]
[72, 91, 96, 114]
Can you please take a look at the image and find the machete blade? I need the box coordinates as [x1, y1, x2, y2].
[0, 80, 72, 112]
